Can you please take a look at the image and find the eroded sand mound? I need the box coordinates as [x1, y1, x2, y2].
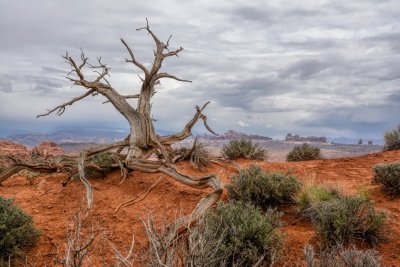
[1, 150, 400, 266]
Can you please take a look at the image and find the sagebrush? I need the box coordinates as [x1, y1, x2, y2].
[286, 143, 322, 162]
[383, 125, 400, 151]
[297, 183, 340, 213]
[0, 197, 40, 266]
[144, 202, 282, 267]
[306, 195, 385, 246]
[304, 244, 380, 267]
[222, 139, 266, 160]
[373, 161, 400, 197]
[227, 165, 301, 208]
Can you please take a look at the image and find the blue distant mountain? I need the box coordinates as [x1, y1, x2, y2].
[328, 137, 384, 145]
[4, 127, 179, 147]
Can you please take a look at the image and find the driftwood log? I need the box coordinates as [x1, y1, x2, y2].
[0, 19, 223, 230]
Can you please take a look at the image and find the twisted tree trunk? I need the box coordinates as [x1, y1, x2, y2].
[0, 19, 222, 230]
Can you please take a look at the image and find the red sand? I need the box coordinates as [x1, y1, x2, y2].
[1, 150, 400, 266]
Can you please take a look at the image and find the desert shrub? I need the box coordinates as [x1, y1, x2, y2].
[91, 152, 114, 171]
[0, 197, 40, 266]
[0, 166, 4, 174]
[306, 196, 385, 246]
[286, 143, 322, 162]
[373, 161, 400, 197]
[85, 152, 116, 178]
[195, 202, 282, 266]
[304, 244, 380, 267]
[222, 139, 266, 160]
[383, 125, 400, 151]
[297, 184, 341, 213]
[144, 202, 282, 266]
[227, 165, 301, 208]
[171, 141, 211, 170]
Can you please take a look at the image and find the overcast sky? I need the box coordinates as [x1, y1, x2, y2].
[0, 0, 399, 139]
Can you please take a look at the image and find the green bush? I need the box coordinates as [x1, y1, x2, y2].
[85, 152, 116, 178]
[286, 143, 322, 162]
[144, 202, 283, 266]
[198, 201, 282, 266]
[373, 161, 400, 197]
[304, 244, 380, 267]
[0, 166, 4, 174]
[227, 165, 301, 208]
[297, 184, 340, 213]
[383, 125, 400, 151]
[91, 152, 114, 171]
[222, 139, 266, 160]
[0, 197, 40, 266]
[307, 196, 385, 246]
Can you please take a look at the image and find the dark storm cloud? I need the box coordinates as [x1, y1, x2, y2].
[0, 0, 399, 139]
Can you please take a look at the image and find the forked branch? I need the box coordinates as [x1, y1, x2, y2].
[160, 101, 217, 145]
[37, 89, 95, 118]
[121, 38, 149, 77]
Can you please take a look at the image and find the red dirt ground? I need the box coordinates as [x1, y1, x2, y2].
[1, 150, 400, 266]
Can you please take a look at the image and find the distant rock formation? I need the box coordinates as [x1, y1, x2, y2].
[0, 140, 29, 156]
[31, 141, 65, 157]
[368, 140, 373, 145]
[357, 139, 363, 145]
[285, 133, 327, 143]
[0, 140, 65, 158]
[199, 130, 273, 140]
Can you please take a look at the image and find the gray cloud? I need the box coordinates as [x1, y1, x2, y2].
[0, 0, 399, 139]
[0, 75, 13, 92]
[280, 59, 329, 79]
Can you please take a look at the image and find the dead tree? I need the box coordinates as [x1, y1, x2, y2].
[0, 19, 223, 230]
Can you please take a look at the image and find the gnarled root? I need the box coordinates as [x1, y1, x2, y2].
[158, 164, 223, 238]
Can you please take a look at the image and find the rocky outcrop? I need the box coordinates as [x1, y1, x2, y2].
[285, 133, 327, 143]
[0, 140, 30, 156]
[0, 140, 66, 158]
[31, 141, 65, 157]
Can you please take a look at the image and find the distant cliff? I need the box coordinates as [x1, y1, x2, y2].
[285, 133, 327, 143]
[198, 130, 273, 140]
[0, 140, 65, 157]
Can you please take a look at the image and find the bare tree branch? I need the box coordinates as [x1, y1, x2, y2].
[37, 89, 95, 118]
[102, 94, 140, 104]
[156, 73, 192, 83]
[160, 102, 217, 145]
[136, 18, 163, 50]
[163, 47, 183, 58]
[121, 38, 149, 77]
[106, 233, 135, 267]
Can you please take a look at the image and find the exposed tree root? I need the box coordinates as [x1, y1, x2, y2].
[114, 176, 164, 214]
